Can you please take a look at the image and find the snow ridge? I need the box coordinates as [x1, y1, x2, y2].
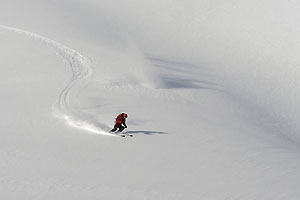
[0, 25, 110, 135]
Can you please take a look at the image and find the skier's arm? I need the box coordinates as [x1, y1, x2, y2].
[123, 121, 127, 128]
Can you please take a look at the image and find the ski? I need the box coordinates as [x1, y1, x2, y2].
[109, 132, 133, 137]
[118, 134, 133, 137]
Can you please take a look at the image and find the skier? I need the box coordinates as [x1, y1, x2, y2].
[110, 113, 128, 133]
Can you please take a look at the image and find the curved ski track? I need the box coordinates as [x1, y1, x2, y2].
[0, 25, 111, 135]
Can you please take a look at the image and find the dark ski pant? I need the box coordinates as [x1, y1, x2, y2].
[110, 124, 125, 133]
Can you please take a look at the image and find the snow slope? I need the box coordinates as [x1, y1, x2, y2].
[1, 0, 300, 199]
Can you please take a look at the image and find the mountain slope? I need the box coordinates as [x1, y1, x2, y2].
[1, 0, 300, 199]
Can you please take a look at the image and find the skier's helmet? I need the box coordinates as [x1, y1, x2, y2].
[122, 113, 128, 118]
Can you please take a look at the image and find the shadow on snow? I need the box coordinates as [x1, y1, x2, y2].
[123, 130, 168, 136]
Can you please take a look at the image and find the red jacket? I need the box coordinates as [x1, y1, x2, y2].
[115, 113, 127, 127]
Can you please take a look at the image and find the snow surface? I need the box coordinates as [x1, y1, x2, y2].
[1, 0, 300, 199]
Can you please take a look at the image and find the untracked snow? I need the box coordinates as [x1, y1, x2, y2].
[1, 0, 300, 199]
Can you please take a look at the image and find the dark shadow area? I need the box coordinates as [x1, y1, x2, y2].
[147, 56, 222, 91]
[123, 131, 168, 135]
[160, 75, 215, 89]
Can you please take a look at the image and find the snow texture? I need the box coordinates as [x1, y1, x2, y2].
[1, 0, 300, 199]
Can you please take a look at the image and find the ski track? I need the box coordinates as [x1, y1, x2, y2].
[0, 25, 112, 136]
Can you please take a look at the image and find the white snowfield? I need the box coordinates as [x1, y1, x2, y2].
[1, 0, 300, 199]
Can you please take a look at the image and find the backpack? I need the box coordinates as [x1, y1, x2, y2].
[115, 113, 124, 122]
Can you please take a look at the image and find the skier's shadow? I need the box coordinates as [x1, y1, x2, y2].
[123, 130, 168, 136]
